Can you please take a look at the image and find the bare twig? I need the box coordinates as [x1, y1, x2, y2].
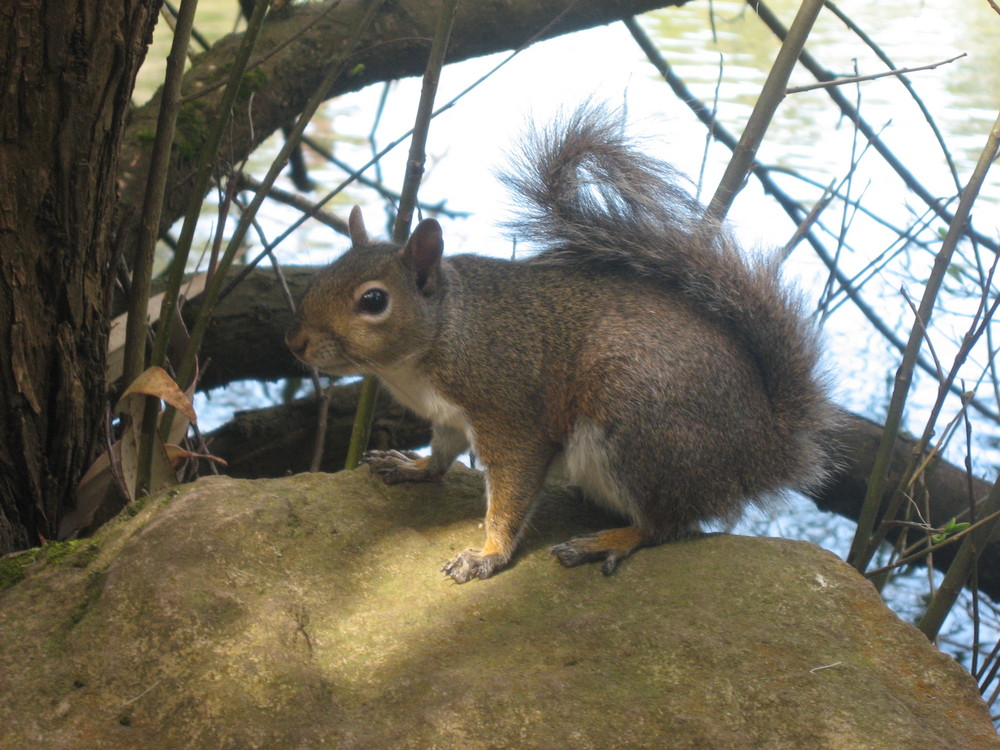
[178, 0, 346, 104]
[234, 173, 349, 235]
[624, 16, 1000, 425]
[127, 0, 201, 497]
[310, 384, 334, 472]
[149, 0, 272, 386]
[173, 0, 387, 400]
[823, 0, 961, 192]
[862, 231, 1000, 571]
[223, 0, 592, 300]
[865, 508, 1000, 579]
[299, 134, 469, 218]
[912, 109, 1000, 638]
[786, 53, 966, 94]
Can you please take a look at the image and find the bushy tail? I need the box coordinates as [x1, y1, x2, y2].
[500, 105, 838, 491]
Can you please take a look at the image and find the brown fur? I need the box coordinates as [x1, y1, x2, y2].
[286, 106, 839, 583]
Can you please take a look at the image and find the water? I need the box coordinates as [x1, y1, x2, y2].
[138, 0, 1000, 714]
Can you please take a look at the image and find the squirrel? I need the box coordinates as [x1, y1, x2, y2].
[286, 105, 839, 584]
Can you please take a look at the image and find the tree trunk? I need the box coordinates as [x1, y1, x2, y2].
[0, 1, 160, 552]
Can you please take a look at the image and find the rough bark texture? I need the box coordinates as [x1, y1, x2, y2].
[0, 1, 161, 552]
[117, 0, 687, 249]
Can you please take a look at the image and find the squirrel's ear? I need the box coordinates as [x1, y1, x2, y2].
[403, 219, 444, 294]
[348, 205, 370, 247]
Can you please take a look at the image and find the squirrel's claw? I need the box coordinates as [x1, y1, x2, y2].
[442, 548, 507, 583]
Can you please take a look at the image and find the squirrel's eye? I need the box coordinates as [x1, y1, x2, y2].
[357, 287, 389, 315]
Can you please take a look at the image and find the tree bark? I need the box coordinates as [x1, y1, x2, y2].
[0, 0, 161, 552]
[117, 0, 687, 249]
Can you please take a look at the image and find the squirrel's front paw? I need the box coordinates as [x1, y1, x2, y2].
[442, 548, 508, 583]
[361, 450, 441, 485]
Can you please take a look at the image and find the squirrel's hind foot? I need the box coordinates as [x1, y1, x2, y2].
[551, 526, 650, 576]
[362, 450, 443, 485]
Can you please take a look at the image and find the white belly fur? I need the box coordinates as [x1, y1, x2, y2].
[377, 365, 474, 442]
[554, 417, 631, 518]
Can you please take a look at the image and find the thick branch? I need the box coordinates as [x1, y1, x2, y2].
[174, 267, 310, 391]
[118, 0, 686, 245]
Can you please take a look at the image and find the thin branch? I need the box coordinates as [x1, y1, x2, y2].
[234, 173, 349, 235]
[310, 384, 334, 472]
[623, 16, 1000, 426]
[149, 0, 271, 377]
[299, 134, 469, 218]
[823, 0, 962, 192]
[865, 508, 1000, 579]
[851, 107, 1000, 574]
[217, 0, 589, 307]
[178, 0, 346, 104]
[786, 53, 966, 95]
[173, 0, 387, 399]
[127, 0, 201, 497]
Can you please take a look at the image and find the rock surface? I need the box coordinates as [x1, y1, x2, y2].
[1, 466, 997, 749]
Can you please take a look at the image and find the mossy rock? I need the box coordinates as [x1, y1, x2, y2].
[0, 467, 996, 749]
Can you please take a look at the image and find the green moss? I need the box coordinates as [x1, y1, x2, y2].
[0, 549, 42, 591]
[0, 539, 101, 593]
[135, 130, 157, 144]
[44, 539, 100, 568]
[123, 493, 152, 519]
[174, 102, 210, 161]
[235, 68, 269, 102]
